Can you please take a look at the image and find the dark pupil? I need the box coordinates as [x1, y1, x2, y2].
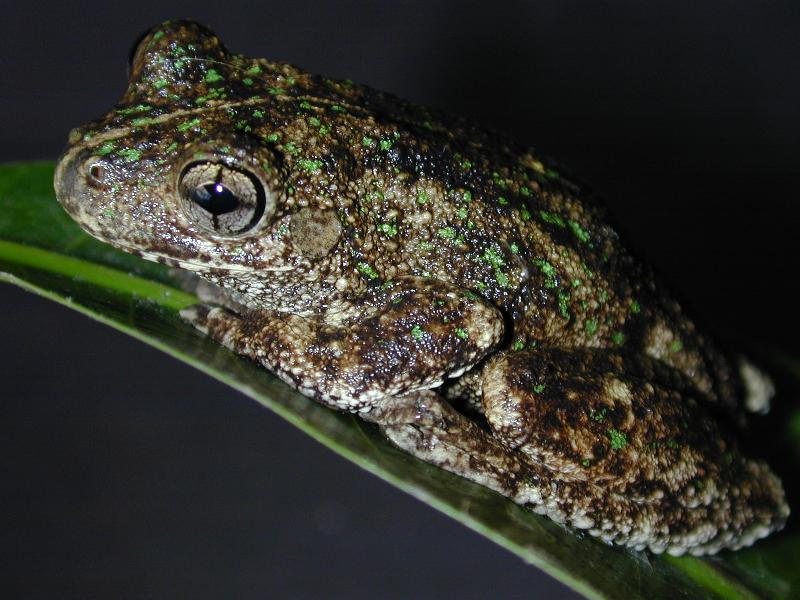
[190, 183, 240, 215]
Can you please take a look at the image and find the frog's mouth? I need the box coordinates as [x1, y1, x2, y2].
[130, 247, 294, 274]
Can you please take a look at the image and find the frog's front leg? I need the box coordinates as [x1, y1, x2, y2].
[180, 277, 504, 412]
[182, 278, 554, 513]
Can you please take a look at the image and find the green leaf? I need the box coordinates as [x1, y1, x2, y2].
[1, 161, 797, 599]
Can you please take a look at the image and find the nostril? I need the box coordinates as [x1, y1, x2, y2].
[87, 162, 106, 188]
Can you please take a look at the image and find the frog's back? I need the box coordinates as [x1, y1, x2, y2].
[333, 84, 748, 414]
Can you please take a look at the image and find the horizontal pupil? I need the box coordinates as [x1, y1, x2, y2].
[190, 182, 240, 215]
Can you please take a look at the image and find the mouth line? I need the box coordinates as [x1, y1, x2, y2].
[115, 243, 294, 273]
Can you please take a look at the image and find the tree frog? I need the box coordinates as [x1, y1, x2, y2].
[54, 20, 788, 556]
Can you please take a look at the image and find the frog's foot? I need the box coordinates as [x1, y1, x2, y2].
[480, 348, 789, 555]
[364, 390, 551, 506]
[738, 357, 774, 414]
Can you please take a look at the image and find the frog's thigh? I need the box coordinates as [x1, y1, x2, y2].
[181, 287, 503, 412]
[481, 348, 788, 554]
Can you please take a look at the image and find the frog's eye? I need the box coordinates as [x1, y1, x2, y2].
[179, 162, 270, 236]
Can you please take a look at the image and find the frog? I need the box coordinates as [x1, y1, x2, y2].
[54, 19, 788, 556]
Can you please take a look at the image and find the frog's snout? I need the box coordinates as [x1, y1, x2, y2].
[54, 150, 80, 216]
[54, 149, 109, 229]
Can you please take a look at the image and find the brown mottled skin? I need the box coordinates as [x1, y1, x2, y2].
[55, 20, 788, 555]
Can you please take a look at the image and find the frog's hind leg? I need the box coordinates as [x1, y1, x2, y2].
[481, 348, 789, 555]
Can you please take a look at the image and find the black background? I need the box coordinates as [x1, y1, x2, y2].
[2, 1, 798, 598]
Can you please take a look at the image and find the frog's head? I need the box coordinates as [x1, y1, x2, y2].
[55, 20, 351, 287]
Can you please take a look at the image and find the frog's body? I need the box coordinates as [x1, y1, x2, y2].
[55, 20, 788, 555]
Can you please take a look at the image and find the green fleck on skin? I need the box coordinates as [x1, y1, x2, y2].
[357, 262, 379, 280]
[297, 159, 324, 173]
[495, 271, 510, 287]
[608, 428, 628, 450]
[512, 340, 525, 351]
[165, 142, 179, 153]
[264, 133, 280, 142]
[362, 136, 375, 147]
[152, 79, 169, 89]
[96, 142, 115, 156]
[411, 325, 424, 341]
[581, 459, 591, 468]
[378, 223, 397, 237]
[520, 207, 531, 220]
[204, 69, 224, 83]
[177, 118, 201, 132]
[568, 220, 591, 243]
[417, 190, 428, 205]
[630, 300, 641, 314]
[117, 148, 142, 162]
[481, 248, 505, 269]
[590, 407, 608, 422]
[584, 319, 598, 336]
[438, 227, 456, 240]
[669, 339, 684, 353]
[455, 327, 468, 340]
[540, 211, 566, 227]
[242, 77, 254, 86]
[533, 383, 546, 393]
[117, 104, 151, 115]
[611, 331, 627, 346]
[379, 139, 393, 151]
[558, 290, 570, 319]
[533, 258, 556, 281]
[246, 64, 262, 75]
